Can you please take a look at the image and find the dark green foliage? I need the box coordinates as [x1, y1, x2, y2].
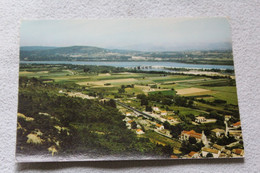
[180, 141, 204, 154]
[141, 98, 149, 106]
[17, 77, 163, 156]
[189, 137, 197, 144]
[206, 153, 213, 157]
[145, 105, 152, 112]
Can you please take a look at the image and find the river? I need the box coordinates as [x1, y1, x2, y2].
[20, 61, 234, 70]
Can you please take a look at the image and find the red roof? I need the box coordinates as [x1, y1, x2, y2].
[181, 130, 202, 139]
[188, 151, 198, 157]
[233, 121, 241, 127]
[232, 149, 244, 155]
[156, 123, 162, 127]
[170, 155, 178, 159]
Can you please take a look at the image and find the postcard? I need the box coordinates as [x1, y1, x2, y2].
[16, 18, 244, 162]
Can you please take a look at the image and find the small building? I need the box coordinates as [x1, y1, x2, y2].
[201, 147, 221, 158]
[180, 130, 202, 142]
[195, 116, 206, 123]
[188, 151, 200, 158]
[232, 149, 244, 157]
[126, 120, 134, 129]
[211, 128, 225, 138]
[170, 155, 178, 159]
[223, 149, 231, 156]
[160, 111, 167, 116]
[136, 129, 145, 135]
[212, 144, 225, 151]
[232, 121, 241, 129]
[156, 123, 164, 130]
[229, 130, 242, 139]
[152, 107, 160, 112]
[225, 115, 232, 121]
[125, 112, 132, 116]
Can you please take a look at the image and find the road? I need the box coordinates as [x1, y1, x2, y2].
[115, 101, 163, 123]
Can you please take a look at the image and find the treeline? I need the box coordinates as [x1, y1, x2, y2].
[136, 92, 194, 108]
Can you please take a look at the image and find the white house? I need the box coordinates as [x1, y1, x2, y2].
[180, 130, 202, 142]
[156, 123, 164, 130]
[211, 128, 225, 138]
[136, 129, 145, 135]
[195, 116, 206, 123]
[188, 151, 200, 158]
[225, 115, 232, 121]
[152, 107, 160, 112]
[160, 111, 167, 116]
[125, 112, 132, 116]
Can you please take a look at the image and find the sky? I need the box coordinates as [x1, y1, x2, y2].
[20, 18, 232, 51]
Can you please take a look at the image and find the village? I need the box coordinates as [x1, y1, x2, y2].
[118, 101, 243, 158]
[56, 80, 244, 159]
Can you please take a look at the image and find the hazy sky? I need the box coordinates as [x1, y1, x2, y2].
[20, 18, 232, 51]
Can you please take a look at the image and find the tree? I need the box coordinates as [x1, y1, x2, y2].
[107, 99, 116, 108]
[206, 153, 213, 157]
[162, 98, 172, 106]
[137, 94, 146, 100]
[145, 105, 152, 112]
[189, 137, 197, 144]
[118, 88, 125, 93]
[131, 121, 137, 129]
[163, 121, 171, 130]
[141, 98, 148, 106]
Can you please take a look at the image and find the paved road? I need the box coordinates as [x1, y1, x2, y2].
[115, 100, 163, 123]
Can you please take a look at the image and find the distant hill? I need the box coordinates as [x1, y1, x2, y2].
[20, 46, 138, 61]
[20, 46, 58, 51]
[19, 45, 234, 65]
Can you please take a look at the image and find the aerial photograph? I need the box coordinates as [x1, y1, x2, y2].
[16, 18, 244, 162]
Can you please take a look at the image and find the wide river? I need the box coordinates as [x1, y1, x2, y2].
[20, 61, 234, 70]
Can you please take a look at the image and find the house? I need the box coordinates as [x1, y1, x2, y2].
[212, 144, 225, 151]
[219, 153, 228, 158]
[195, 116, 206, 123]
[123, 117, 131, 122]
[223, 149, 231, 156]
[136, 129, 145, 135]
[205, 119, 217, 123]
[188, 151, 200, 158]
[152, 107, 160, 112]
[232, 121, 241, 129]
[211, 128, 225, 138]
[167, 117, 177, 123]
[128, 120, 134, 124]
[225, 115, 232, 121]
[201, 147, 221, 158]
[229, 130, 242, 139]
[232, 149, 244, 157]
[180, 130, 202, 142]
[156, 123, 164, 130]
[125, 112, 132, 116]
[160, 111, 167, 116]
[170, 155, 178, 159]
[126, 120, 134, 129]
